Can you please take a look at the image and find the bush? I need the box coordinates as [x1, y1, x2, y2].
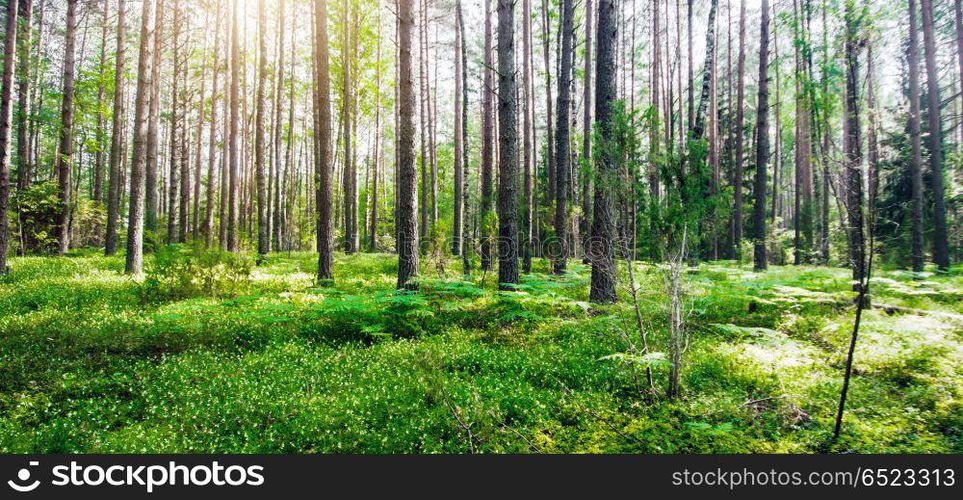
[139, 243, 253, 303]
[13, 182, 62, 254]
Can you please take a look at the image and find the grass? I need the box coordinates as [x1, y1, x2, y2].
[0, 248, 960, 453]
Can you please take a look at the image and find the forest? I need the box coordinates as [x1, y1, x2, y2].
[0, 0, 960, 454]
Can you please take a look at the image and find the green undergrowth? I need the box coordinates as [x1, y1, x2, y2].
[0, 248, 959, 453]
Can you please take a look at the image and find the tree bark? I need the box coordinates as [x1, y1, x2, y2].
[145, 0, 165, 234]
[522, 0, 534, 273]
[733, 0, 746, 259]
[105, 0, 127, 255]
[227, 0, 240, 251]
[752, 0, 770, 272]
[55, 0, 79, 255]
[205, 1, 222, 248]
[94, 0, 109, 205]
[480, 0, 494, 271]
[843, 0, 864, 287]
[14, 0, 32, 193]
[920, 0, 950, 271]
[496, 0, 519, 289]
[125, 0, 156, 274]
[553, 0, 574, 275]
[908, 0, 925, 273]
[589, 0, 617, 304]
[255, 0, 269, 259]
[0, 0, 19, 273]
[540, 0, 555, 205]
[453, 0, 464, 256]
[396, 0, 419, 289]
[457, 0, 470, 277]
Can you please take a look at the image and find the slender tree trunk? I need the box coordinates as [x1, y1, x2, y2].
[589, 0, 617, 303]
[397, 0, 419, 289]
[920, 0, 949, 271]
[733, 0, 746, 259]
[843, 0, 864, 287]
[480, 0, 494, 271]
[752, 0, 770, 272]
[496, 0, 519, 289]
[0, 0, 18, 273]
[167, 1, 181, 243]
[14, 0, 32, 193]
[342, 0, 357, 253]
[205, 1, 222, 248]
[457, 0, 470, 277]
[227, 0, 240, 251]
[553, 0, 574, 275]
[105, 0, 127, 255]
[146, 0, 165, 234]
[522, 0, 534, 273]
[908, 0, 925, 273]
[453, 1, 464, 256]
[55, 0, 79, 255]
[540, 0, 555, 205]
[370, 12, 382, 252]
[192, 32, 209, 239]
[649, 0, 661, 203]
[125, 0, 156, 274]
[93, 0, 109, 205]
[580, 0, 593, 258]
[254, 0, 269, 259]
[689, 0, 717, 141]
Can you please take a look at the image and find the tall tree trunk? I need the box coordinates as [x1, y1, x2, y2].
[93, 0, 109, 205]
[396, 0, 419, 289]
[146, 0, 165, 234]
[843, 0, 864, 287]
[370, 11, 382, 252]
[480, 0, 494, 271]
[125, 0, 156, 274]
[167, 1, 181, 243]
[589, 0, 617, 303]
[255, 0, 269, 259]
[540, 0, 555, 205]
[205, 1, 222, 248]
[227, 0, 240, 251]
[908, 0, 925, 273]
[496, 0, 519, 289]
[192, 31, 209, 239]
[522, 0, 534, 273]
[553, 0, 574, 275]
[342, 0, 357, 253]
[0, 0, 18, 274]
[14, 0, 32, 192]
[105, 0, 127, 255]
[649, 0, 661, 202]
[177, 5, 190, 244]
[689, 0, 717, 141]
[580, 0, 593, 258]
[752, 0, 770, 272]
[453, 0, 464, 256]
[920, 0, 950, 271]
[55, 0, 79, 255]
[457, 0, 470, 277]
[732, 0, 746, 259]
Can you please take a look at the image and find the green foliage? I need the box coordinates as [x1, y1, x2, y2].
[13, 182, 63, 254]
[139, 243, 254, 303]
[0, 253, 960, 453]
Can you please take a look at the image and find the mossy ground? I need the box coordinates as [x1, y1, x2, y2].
[0, 249, 960, 453]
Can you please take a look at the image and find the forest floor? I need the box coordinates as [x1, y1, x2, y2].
[0, 248, 961, 453]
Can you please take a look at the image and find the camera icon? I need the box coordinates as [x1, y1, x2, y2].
[8, 461, 40, 492]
